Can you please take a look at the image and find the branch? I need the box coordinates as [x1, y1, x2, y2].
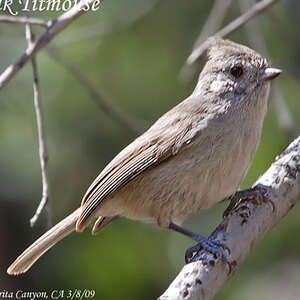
[23, 9, 52, 228]
[0, 15, 51, 28]
[159, 137, 300, 300]
[193, 0, 233, 50]
[180, 0, 233, 82]
[187, 0, 280, 65]
[0, 0, 99, 91]
[46, 48, 145, 135]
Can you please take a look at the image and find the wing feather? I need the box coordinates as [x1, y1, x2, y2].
[76, 103, 205, 231]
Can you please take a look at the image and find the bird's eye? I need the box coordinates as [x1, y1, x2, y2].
[230, 65, 243, 78]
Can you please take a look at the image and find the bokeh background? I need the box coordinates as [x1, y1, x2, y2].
[0, 0, 300, 299]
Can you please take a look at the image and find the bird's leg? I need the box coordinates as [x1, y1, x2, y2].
[168, 222, 231, 268]
[223, 186, 275, 218]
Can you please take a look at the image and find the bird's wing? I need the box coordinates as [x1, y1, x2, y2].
[76, 107, 204, 231]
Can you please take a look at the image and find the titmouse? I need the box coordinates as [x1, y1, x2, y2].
[7, 38, 281, 275]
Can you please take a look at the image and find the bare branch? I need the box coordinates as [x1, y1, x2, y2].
[0, 15, 51, 28]
[0, 0, 99, 91]
[180, 0, 233, 82]
[239, 0, 297, 138]
[29, 56, 52, 228]
[187, 0, 280, 65]
[193, 0, 233, 49]
[46, 48, 145, 135]
[159, 137, 300, 300]
[22, 8, 52, 228]
[29, 55, 52, 228]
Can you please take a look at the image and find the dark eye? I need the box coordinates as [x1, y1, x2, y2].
[230, 65, 243, 78]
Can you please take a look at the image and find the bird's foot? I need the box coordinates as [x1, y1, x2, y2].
[185, 235, 232, 272]
[223, 187, 275, 218]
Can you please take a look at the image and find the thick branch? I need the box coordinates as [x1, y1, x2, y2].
[0, 15, 51, 28]
[187, 0, 280, 65]
[0, 0, 99, 91]
[159, 137, 300, 300]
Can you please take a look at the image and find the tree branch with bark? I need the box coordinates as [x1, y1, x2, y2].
[159, 136, 300, 300]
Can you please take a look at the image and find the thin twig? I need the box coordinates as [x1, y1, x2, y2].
[180, 0, 233, 82]
[159, 137, 300, 300]
[29, 56, 52, 228]
[22, 7, 52, 228]
[187, 0, 281, 65]
[193, 0, 233, 49]
[46, 48, 145, 135]
[0, 15, 51, 28]
[239, 0, 296, 138]
[0, 0, 99, 91]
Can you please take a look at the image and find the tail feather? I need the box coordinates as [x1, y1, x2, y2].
[7, 208, 81, 275]
[92, 216, 118, 235]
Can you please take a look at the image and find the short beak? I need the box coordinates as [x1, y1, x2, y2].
[260, 68, 282, 81]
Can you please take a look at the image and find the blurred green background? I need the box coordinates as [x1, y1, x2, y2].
[0, 0, 300, 299]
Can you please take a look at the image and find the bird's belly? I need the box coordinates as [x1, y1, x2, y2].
[154, 138, 255, 225]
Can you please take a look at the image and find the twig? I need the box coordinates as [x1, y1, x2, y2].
[46, 48, 145, 135]
[193, 0, 233, 49]
[180, 0, 233, 82]
[22, 8, 52, 228]
[159, 136, 300, 300]
[239, 0, 296, 138]
[187, 0, 281, 65]
[0, 15, 51, 28]
[29, 55, 52, 228]
[0, 0, 99, 91]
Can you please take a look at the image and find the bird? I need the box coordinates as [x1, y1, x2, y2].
[7, 38, 281, 275]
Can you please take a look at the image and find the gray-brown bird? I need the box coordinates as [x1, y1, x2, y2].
[7, 38, 281, 275]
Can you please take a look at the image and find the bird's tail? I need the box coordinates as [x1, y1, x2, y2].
[7, 208, 81, 275]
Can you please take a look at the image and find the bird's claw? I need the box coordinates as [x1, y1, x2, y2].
[185, 237, 232, 272]
[223, 187, 275, 218]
